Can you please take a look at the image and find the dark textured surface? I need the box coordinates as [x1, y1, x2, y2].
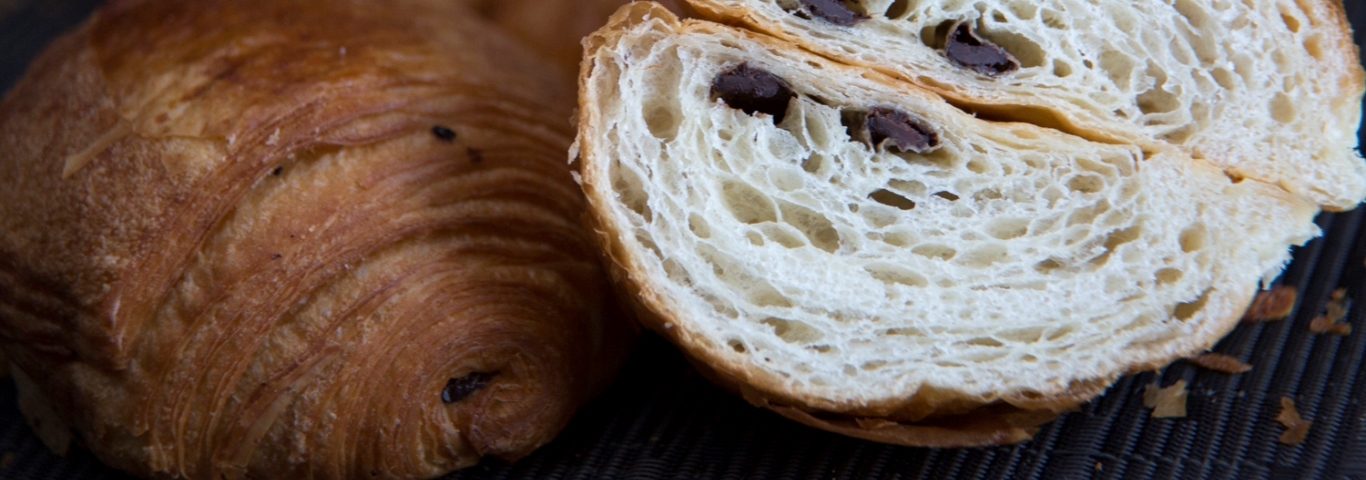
[1, 1, 1365, 479]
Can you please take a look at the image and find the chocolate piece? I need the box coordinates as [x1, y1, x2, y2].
[844, 107, 940, 153]
[432, 125, 456, 142]
[711, 63, 796, 124]
[441, 372, 496, 403]
[271, 166, 283, 176]
[794, 0, 868, 27]
[944, 22, 1020, 76]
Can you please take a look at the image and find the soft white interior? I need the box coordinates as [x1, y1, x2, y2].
[693, 0, 1366, 209]
[582, 19, 1318, 404]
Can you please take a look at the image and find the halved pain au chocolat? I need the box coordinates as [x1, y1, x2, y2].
[845, 107, 941, 154]
[790, 0, 869, 26]
[711, 63, 797, 124]
[944, 21, 1020, 76]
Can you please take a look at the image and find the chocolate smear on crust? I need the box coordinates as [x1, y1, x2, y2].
[944, 21, 1020, 76]
[431, 125, 456, 142]
[442, 372, 496, 403]
[711, 63, 797, 124]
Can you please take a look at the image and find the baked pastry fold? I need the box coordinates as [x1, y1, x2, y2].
[0, 0, 632, 478]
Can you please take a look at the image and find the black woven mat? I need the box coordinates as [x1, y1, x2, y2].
[2, 1, 1365, 479]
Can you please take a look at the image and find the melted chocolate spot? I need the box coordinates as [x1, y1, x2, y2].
[944, 22, 1020, 76]
[432, 125, 457, 142]
[794, 0, 868, 26]
[711, 63, 797, 124]
[442, 372, 496, 403]
[844, 107, 940, 153]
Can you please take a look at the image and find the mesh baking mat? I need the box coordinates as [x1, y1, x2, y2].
[2, 1, 1364, 479]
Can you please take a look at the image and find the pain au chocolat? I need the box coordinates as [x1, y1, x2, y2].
[0, 0, 633, 478]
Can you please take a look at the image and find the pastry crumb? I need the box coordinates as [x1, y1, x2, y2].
[1310, 315, 1353, 335]
[1276, 397, 1311, 445]
[1145, 380, 1188, 418]
[1309, 290, 1352, 335]
[1188, 353, 1252, 374]
[1142, 383, 1158, 408]
[1242, 286, 1297, 322]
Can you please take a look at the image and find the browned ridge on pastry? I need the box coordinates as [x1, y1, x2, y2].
[461, 0, 696, 82]
[0, 0, 633, 478]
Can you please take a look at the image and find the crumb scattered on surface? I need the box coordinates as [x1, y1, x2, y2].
[1242, 286, 1297, 322]
[1310, 315, 1352, 335]
[1145, 380, 1188, 418]
[1277, 397, 1311, 445]
[1309, 290, 1352, 335]
[1188, 353, 1252, 374]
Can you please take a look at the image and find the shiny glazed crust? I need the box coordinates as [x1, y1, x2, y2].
[0, 0, 633, 478]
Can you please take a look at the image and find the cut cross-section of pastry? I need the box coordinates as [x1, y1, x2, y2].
[576, 4, 1319, 446]
[683, 0, 1366, 210]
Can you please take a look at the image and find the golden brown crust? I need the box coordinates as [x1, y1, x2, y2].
[767, 404, 1055, 447]
[466, 0, 697, 81]
[0, 1, 632, 478]
[1321, 0, 1366, 96]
